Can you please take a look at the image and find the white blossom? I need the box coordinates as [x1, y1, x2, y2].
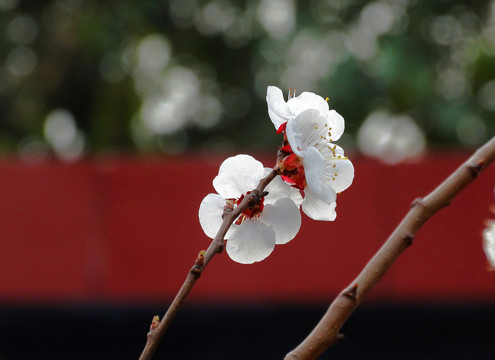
[266, 86, 354, 221]
[266, 85, 344, 139]
[483, 220, 495, 269]
[199, 154, 301, 264]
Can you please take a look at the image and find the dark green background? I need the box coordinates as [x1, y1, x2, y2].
[1, 0, 494, 157]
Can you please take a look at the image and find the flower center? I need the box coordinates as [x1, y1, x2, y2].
[234, 192, 265, 225]
[277, 152, 307, 190]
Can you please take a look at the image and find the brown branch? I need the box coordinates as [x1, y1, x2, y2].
[285, 135, 495, 360]
[138, 161, 280, 360]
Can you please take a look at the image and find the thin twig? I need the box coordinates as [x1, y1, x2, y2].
[285, 135, 495, 360]
[138, 158, 281, 360]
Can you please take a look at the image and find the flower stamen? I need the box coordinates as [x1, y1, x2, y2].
[234, 192, 265, 225]
[288, 88, 297, 100]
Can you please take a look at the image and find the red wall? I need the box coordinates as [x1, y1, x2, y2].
[1, 152, 495, 304]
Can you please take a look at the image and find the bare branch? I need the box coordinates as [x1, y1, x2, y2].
[138, 165, 279, 360]
[285, 135, 495, 360]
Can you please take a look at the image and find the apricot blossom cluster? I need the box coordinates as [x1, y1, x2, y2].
[198, 86, 354, 263]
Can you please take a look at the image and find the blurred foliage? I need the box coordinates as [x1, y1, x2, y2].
[1, 0, 495, 161]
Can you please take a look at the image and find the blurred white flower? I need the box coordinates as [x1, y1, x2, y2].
[345, 24, 378, 61]
[357, 110, 426, 164]
[483, 220, 495, 270]
[8, 15, 38, 45]
[43, 109, 85, 162]
[257, 0, 295, 39]
[359, 1, 396, 37]
[7, 46, 37, 77]
[135, 33, 171, 78]
[483, 192, 495, 270]
[280, 31, 337, 91]
[199, 155, 301, 264]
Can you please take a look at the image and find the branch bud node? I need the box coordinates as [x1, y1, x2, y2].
[343, 283, 358, 302]
[402, 233, 414, 247]
[335, 333, 345, 343]
[218, 240, 226, 254]
[191, 265, 202, 277]
[468, 160, 484, 178]
[411, 197, 424, 208]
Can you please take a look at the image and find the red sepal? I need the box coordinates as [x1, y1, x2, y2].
[281, 143, 293, 153]
[276, 122, 287, 134]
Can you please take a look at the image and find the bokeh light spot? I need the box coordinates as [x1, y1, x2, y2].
[8, 15, 39, 45]
[7, 47, 37, 77]
[257, 0, 295, 39]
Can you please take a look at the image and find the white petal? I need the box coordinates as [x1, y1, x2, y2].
[483, 221, 495, 268]
[263, 168, 292, 205]
[290, 187, 303, 207]
[266, 86, 292, 129]
[226, 220, 275, 264]
[303, 147, 325, 194]
[330, 143, 345, 157]
[303, 147, 336, 204]
[285, 109, 326, 156]
[199, 193, 234, 239]
[287, 92, 329, 117]
[260, 198, 301, 245]
[327, 110, 345, 142]
[213, 155, 265, 199]
[301, 188, 337, 221]
[327, 157, 354, 193]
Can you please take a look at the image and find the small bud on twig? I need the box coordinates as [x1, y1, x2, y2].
[223, 199, 235, 213]
[191, 250, 206, 276]
[343, 283, 358, 302]
[150, 316, 160, 331]
[335, 334, 345, 343]
[195, 250, 206, 268]
[468, 159, 484, 178]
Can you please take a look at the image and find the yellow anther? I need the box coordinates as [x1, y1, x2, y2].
[333, 164, 336, 168]
[325, 97, 329, 102]
[315, 126, 318, 129]
[332, 178, 335, 180]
